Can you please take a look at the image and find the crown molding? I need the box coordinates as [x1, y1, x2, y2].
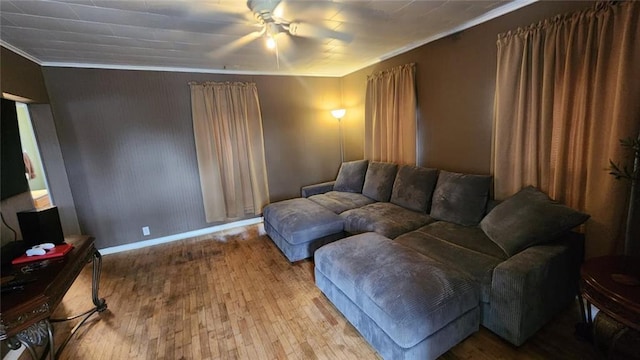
[0, 40, 42, 64]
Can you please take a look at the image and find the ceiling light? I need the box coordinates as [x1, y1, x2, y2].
[265, 35, 276, 50]
[264, 22, 279, 51]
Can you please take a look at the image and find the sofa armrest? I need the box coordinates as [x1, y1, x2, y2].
[301, 181, 335, 197]
[484, 232, 584, 346]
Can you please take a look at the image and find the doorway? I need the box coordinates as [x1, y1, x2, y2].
[16, 102, 51, 209]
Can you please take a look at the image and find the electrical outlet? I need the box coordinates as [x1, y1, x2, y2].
[142, 226, 150, 236]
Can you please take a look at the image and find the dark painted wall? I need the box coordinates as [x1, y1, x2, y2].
[6, 0, 596, 250]
[29, 104, 81, 236]
[342, 1, 595, 175]
[0, 47, 49, 103]
[0, 47, 46, 244]
[1, 47, 82, 238]
[43, 68, 342, 248]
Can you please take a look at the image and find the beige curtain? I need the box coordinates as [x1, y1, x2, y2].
[190, 81, 270, 223]
[493, 1, 640, 257]
[365, 63, 417, 165]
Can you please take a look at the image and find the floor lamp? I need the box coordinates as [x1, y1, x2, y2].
[331, 109, 346, 163]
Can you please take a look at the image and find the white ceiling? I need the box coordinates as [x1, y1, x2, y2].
[0, 0, 534, 77]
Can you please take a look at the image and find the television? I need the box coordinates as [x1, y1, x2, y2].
[1, 98, 30, 200]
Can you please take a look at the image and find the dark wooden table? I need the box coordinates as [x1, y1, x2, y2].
[0, 235, 107, 359]
[580, 255, 640, 331]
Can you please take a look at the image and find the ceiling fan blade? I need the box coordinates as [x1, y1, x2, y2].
[272, 0, 285, 20]
[209, 30, 263, 58]
[287, 22, 353, 43]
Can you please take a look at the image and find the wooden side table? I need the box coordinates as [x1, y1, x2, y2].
[0, 235, 107, 359]
[580, 255, 640, 357]
[580, 256, 640, 330]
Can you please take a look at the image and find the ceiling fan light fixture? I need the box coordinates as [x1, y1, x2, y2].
[265, 35, 276, 50]
[264, 22, 279, 51]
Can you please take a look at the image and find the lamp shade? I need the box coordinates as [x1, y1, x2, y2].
[331, 109, 346, 119]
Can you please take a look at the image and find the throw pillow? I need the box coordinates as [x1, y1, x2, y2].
[333, 160, 369, 193]
[362, 162, 398, 202]
[480, 186, 590, 257]
[390, 165, 439, 212]
[430, 170, 492, 226]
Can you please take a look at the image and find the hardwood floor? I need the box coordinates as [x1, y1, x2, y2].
[51, 224, 601, 359]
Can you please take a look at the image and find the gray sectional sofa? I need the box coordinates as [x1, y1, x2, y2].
[263, 160, 589, 359]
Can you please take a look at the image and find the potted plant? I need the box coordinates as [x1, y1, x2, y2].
[609, 135, 640, 259]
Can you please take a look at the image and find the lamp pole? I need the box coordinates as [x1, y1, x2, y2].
[338, 118, 344, 163]
[331, 109, 346, 163]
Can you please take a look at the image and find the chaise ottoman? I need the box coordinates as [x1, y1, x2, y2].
[263, 198, 345, 262]
[315, 232, 480, 360]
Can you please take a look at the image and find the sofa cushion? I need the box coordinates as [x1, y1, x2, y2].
[262, 198, 344, 246]
[480, 186, 590, 257]
[301, 181, 335, 197]
[308, 191, 375, 214]
[390, 165, 439, 212]
[341, 202, 435, 239]
[396, 221, 506, 302]
[413, 221, 508, 260]
[361, 162, 398, 202]
[334, 160, 369, 193]
[314, 232, 479, 349]
[430, 170, 492, 226]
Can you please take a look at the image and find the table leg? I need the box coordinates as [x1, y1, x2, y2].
[5, 319, 52, 360]
[576, 294, 594, 342]
[578, 295, 587, 323]
[91, 249, 107, 311]
[50, 249, 107, 358]
[46, 319, 54, 360]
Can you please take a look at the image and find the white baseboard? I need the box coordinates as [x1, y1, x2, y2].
[99, 217, 263, 255]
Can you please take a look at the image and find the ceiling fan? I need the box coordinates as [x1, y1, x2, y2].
[210, 0, 352, 68]
[247, 0, 353, 44]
